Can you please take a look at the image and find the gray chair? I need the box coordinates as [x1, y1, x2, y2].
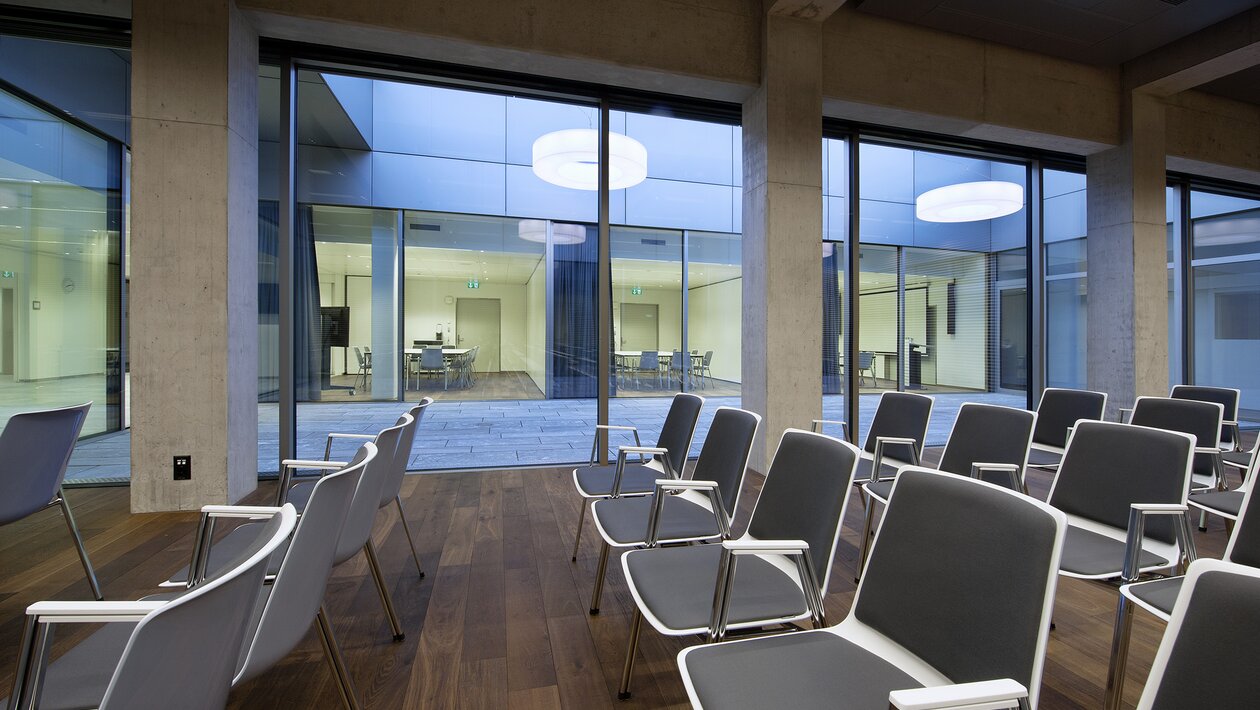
[419, 346, 448, 389]
[352, 346, 371, 392]
[691, 350, 713, 388]
[616, 429, 861, 699]
[569, 392, 704, 561]
[856, 402, 1036, 579]
[1170, 384, 1242, 452]
[1188, 433, 1258, 528]
[677, 468, 1066, 710]
[375, 399, 432, 578]
[1131, 559, 1260, 710]
[634, 350, 661, 389]
[1049, 421, 1196, 583]
[4, 505, 298, 710]
[668, 349, 690, 389]
[1105, 478, 1260, 710]
[857, 350, 875, 386]
[1129, 395, 1225, 493]
[586, 407, 762, 614]
[0, 402, 101, 600]
[1026, 387, 1107, 471]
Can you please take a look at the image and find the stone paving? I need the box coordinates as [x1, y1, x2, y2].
[65, 391, 1033, 485]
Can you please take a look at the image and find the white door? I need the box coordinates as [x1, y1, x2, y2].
[620, 303, 659, 350]
[456, 298, 501, 372]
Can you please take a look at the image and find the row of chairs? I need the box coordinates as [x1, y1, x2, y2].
[3, 398, 436, 710]
[565, 387, 1257, 706]
[413, 345, 478, 390]
[614, 350, 715, 390]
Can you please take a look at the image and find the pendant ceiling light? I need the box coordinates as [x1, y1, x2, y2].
[518, 219, 587, 245]
[915, 180, 1024, 223]
[1194, 216, 1260, 246]
[532, 129, 648, 190]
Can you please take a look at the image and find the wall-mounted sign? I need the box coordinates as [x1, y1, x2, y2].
[466, 279, 480, 289]
[630, 286, 642, 296]
[1, 271, 13, 278]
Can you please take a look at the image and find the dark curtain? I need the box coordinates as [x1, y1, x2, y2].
[550, 226, 599, 399]
[294, 204, 324, 401]
[257, 200, 280, 402]
[822, 246, 844, 395]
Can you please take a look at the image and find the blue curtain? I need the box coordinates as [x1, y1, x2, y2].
[257, 200, 280, 402]
[294, 204, 323, 400]
[550, 226, 599, 398]
[822, 246, 843, 395]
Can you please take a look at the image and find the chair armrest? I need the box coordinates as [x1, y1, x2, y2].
[186, 503, 295, 588]
[645, 479, 726, 546]
[970, 463, 1022, 492]
[27, 600, 166, 624]
[872, 436, 920, 482]
[612, 446, 670, 497]
[811, 419, 850, 440]
[889, 679, 1029, 710]
[1118, 407, 1133, 424]
[589, 425, 643, 464]
[200, 505, 284, 520]
[276, 459, 346, 505]
[1122, 503, 1197, 582]
[323, 432, 375, 461]
[706, 537, 825, 642]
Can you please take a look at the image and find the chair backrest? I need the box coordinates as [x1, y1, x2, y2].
[670, 350, 687, 373]
[937, 403, 1036, 485]
[703, 350, 713, 365]
[858, 351, 873, 369]
[0, 402, 92, 525]
[1223, 481, 1260, 568]
[639, 351, 659, 369]
[1137, 559, 1260, 710]
[97, 506, 297, 710]
[334, 418, 409, 563]
[861, 391, 933, 463]
[380, 398, 432, 506]
[353, 346, 365, 367]
[1048, 421, 1193, 545]
[421, 347, 444, 368]
[689, 407, 762, 517]
[654, 393, 704, 477]
[746, 429, 861, 595]
[1170, 384, 1240, 448]
[234, 442, 375, 685]
[1130, 396, 1223, 478]
[1032, 387, 1107, 449]
[853, 469, 1064, 706]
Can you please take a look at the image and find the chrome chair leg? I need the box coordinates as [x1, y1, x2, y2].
[1103, 594, 1136, 710]
[58, 487, 102, 600]
[617, 609, 644, 700]
[590, 541, 611, 615]
[571, 503, 586, 562]
[364, 541, 405, 641]
[856, 498, 877, 583]
[316, 606, 362, 710]
[395, 495, 425, 578]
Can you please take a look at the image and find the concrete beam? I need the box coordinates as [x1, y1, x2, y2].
[767, 0, 848, 22]
[1126, 7, 1260, 96]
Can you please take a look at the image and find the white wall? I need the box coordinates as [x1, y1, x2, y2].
[612, 287, 682, 352]
[525, 261, 546, 393]
[926, 261, 988, 390]
[687, 278, 741, 383]
[403, 278, 529, 372]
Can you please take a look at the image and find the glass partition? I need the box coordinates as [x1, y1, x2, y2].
[1044, 168, 1087, 390]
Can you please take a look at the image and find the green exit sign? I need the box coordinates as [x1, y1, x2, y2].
[630, 286, 642, 296]
[1, 271, 12, 279]
[466, 279, 479, 289]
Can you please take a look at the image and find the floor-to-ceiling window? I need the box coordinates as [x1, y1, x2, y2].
[821, 137, 848, 430]
[1043, 168, 1087, 390]
[0, 34, 128, 484]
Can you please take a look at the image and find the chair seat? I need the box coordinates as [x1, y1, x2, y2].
[284, 478, 318, 511]
[865, 479, 895, 503]
[682, 629, 923, 709]
[1222, 450, 1253, 469]
[1026, 448, 1063, 468]
[1123, 576, 1183, 619]
[853, 457, 899, 485]
[573, 463, 663, 498]
[624, 544, 806, 633]
[166, 522, 288, 586]
[1189, 490, 1244, 518]
[592, 495, 721, 546]
[1059, 526, 1170, 578]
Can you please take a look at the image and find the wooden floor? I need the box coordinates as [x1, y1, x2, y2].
[0, 458, 1234, 709]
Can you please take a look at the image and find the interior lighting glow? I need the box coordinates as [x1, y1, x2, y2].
[532, 129, 647, 190]
[518, 219, 586, 245]
[915, 181, 1024, 223]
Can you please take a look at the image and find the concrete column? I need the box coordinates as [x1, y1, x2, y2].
[130, 0, 259, 512]
[1086, 91, 1168, 419]
[742, 13, 824, 471]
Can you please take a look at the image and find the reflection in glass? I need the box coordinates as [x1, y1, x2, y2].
[612, 227, 682, 396]
[1044, 169, 1087, 389]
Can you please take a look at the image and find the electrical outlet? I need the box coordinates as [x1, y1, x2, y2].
[173, 455, 191, 481]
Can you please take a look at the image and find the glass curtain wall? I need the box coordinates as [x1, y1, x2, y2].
[821, 137, 847, 428]
[854, 142, 1029, 444]
[1043, 168, 1087, 389]
[0, 34, 128, 484]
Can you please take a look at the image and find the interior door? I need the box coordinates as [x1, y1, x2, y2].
[1000, 287, 1028, 389]
[620, 303, 659, 351]
[1, 287, 12, 376]
[456, 298, 501, 372]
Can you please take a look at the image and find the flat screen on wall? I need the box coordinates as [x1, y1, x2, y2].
[321, 306, 350, 348]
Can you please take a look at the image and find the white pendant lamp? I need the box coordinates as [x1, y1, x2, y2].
[915, 180, 1024, 223]
[532, 129, 648, 190]
[518, 219, 587, 245]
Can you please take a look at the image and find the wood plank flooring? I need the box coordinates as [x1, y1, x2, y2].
[0, 458, 1234, 709]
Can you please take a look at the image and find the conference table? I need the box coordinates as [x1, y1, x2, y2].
[614, 350, 695, 388]
[403, 347, 472, 390]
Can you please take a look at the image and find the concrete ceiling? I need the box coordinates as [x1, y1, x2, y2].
[854, 0, 1260, 66]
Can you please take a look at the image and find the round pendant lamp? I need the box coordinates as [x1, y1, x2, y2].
[518, 219, 587, 245]
[915, 180, 1024, 223]
[532, 129, 648, 190]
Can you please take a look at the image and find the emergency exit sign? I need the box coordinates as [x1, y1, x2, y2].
[467, 279, 479, 289]
[630, 286, 642, 296]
